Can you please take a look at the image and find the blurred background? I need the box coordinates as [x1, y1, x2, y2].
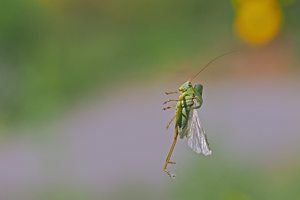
[0, 0, 300, 199]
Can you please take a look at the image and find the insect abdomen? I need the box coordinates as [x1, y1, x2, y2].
[178, 97, 194, 138]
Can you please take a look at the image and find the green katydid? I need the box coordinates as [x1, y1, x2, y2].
[163, 51, 236, 178]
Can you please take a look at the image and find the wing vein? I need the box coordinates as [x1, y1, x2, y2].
[187, 110, 212, 155]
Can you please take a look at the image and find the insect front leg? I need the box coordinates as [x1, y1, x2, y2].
[162, 104, 176, 111]
[192, 95, 203, 109]
[165, 91, 178, 95]
[163, 99, 179, 105]
[192, 105, 201, 109]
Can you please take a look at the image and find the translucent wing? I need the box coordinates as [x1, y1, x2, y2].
[187, 110, 212, 155]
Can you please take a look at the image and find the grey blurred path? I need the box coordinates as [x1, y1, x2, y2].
[1, 76, 300, 199]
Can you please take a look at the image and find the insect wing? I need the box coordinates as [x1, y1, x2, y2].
[187, 110, 212, 156]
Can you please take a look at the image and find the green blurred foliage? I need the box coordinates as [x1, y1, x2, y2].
[104, 157, 300, 200]
[170, 157, 300, 200]
[34, 187, 90, 200]
[0, 0, 235, 128]
[0, 0, 300, 129]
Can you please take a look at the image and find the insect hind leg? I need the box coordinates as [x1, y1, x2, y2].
[165, 91, 178, 95]
[166, 115, 176, 129]
[163, 126, 179, 179]
[164, 169, 176, 179]
[163, 99, 179, 105]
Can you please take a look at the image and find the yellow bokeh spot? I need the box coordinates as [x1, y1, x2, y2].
[234, 0, 283, 46]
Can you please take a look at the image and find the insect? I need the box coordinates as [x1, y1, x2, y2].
[163, 51, 236, 178]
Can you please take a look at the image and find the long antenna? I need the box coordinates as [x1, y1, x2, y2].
[189, 50, 238, 81]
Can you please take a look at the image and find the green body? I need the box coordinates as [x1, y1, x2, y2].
[176, 81, 203, 138]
